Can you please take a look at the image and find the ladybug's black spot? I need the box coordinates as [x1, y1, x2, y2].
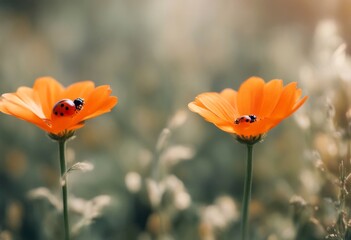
[65, 107, 69, 110]
[60, 113, 64, 116]
[245, 119, 249, 122]
[60, 103, 64, 108]
[54, 112, 58, 115]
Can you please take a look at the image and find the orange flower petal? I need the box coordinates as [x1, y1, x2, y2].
[63, 81, 95, 100]
[196, 92, 237, 121]
[291, 95, 308, 115]
[0, 94, 50, 131]
[188, 101, 230, 126]
[236, 77, 265, 115]
[49, 116, 83, 134]
[258, 79, 283, 117]
[270, 82, 299, 119]
[76, 85, 116, 120]
[33, 77, 64, 118]
[214, 121, 237, 133]
[220, 88, 237, 109]
[82, 96, 118, 119]
[16, 87, 46, 118]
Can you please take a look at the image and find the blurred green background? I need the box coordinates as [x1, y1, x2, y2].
[0, 0, 351, 239]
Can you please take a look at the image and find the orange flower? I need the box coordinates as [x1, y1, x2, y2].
[0, 77, 118, 135]
[188, 77, 307, 139]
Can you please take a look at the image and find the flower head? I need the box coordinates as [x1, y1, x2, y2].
[0, 77, 118, 135]
[188, 77, 307, 142]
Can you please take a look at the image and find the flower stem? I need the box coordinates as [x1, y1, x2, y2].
[59, 140, 70, 240]
[240, 144, 254, 240]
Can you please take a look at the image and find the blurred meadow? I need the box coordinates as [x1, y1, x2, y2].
[1, 0, 351, 240]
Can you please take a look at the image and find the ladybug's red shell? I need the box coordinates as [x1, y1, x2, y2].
[52, 99, 77, 117]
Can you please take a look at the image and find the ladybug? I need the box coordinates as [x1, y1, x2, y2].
[52, 98, 85, 117]
[234, 114, 257, 124]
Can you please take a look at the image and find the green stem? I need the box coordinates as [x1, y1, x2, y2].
[240, 144, 254, 240]
[59, 140, 70, 240]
